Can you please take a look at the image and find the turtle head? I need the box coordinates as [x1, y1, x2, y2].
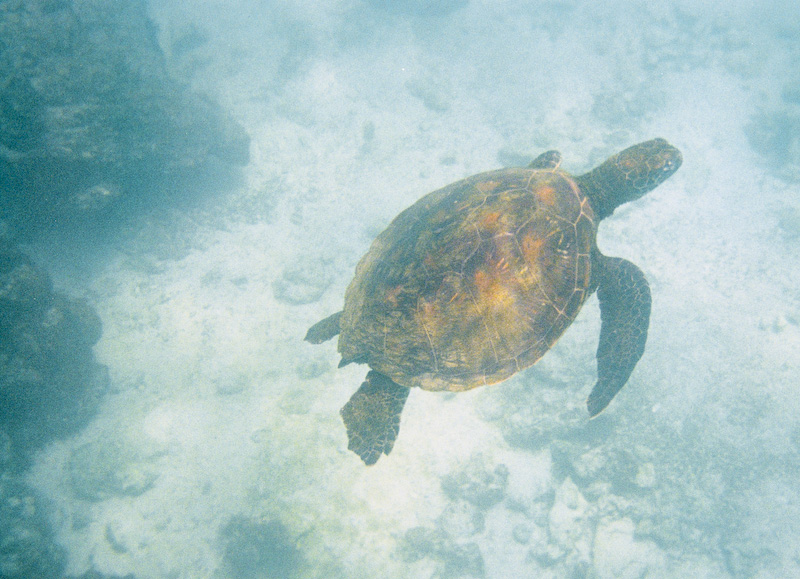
[578, 138, 682, 220]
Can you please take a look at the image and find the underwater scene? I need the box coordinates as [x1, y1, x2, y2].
[1, 0, 799, 577]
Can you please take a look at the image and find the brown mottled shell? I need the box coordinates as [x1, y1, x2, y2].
[338, 168, 596, 392]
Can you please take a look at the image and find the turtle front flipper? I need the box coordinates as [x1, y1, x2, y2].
[340, 371, 410, 465]
[587, 256, 651, 417]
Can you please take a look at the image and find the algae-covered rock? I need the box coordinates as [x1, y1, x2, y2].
[441, 454, 509, 510]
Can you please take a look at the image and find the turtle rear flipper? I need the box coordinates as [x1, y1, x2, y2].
[587, 256, 651, 416]
[305, 311, 342, 344]
[340, 371, 410, 465]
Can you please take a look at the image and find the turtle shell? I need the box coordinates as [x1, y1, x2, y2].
[338, 167, 596, 392]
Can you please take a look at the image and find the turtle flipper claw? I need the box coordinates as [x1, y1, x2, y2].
[340, 371, 410, 465]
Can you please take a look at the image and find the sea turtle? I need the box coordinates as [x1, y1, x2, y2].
[306, 138, 682, 465]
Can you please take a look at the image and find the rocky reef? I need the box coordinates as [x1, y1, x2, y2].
[0, 232, 109, 576]
[0, 237, 107, 465]
[0, 0, 250, 233]
[0, 472, 66, 578]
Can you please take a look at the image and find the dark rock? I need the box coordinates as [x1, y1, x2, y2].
[219, 515, 305, 579]
[0, 240, 107, 466]
[0, 242, 53, 325]
[0, 0, 250, 233]
[39, 294, 104, 352]
[0, 431, 10, 469]
[0, 474, 66, 578]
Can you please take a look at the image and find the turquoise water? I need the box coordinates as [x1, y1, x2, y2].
[11, 0, 800, 577]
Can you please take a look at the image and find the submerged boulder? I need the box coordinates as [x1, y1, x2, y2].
[0, 0, 250, 233]
[218, 515, 305, 579]
[0, 475, 66, 578]
[0, 238, 107, 465]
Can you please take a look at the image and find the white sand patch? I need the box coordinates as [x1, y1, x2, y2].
[593, 518, 666, 579]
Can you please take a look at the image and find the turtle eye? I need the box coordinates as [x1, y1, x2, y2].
[663, 157, 680, 172]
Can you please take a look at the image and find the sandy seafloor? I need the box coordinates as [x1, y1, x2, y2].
[24, 0, 800, 577]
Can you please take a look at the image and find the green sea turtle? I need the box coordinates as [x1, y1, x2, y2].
[306, 138, 682, 465]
